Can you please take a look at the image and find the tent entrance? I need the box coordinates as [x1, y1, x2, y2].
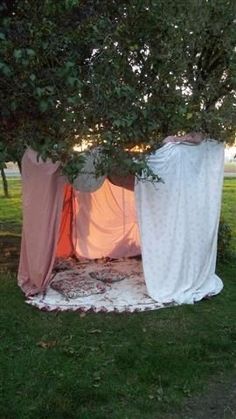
[56, 179, 141, 261]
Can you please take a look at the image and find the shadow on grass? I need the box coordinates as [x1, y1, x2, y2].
[0, 234, 21, 273]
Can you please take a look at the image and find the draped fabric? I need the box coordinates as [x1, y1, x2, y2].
[18, 151, 140, 295]
[56, 185, 74, 259]
[18, 140, 224, 304]
[72, 179, 141, 259]
[135, 140, 224, 304]
[108, 174, 135, 191]
[18, 149, 65, 296]
[163, 132, 204, 145]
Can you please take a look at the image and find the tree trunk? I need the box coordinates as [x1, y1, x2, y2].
[1, 167, 9, 198]
[17, 159, 22, 174]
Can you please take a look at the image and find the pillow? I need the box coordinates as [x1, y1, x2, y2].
[51, 271, 108, 299]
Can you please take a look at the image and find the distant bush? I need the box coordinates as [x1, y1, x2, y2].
[217, 219, 232, 262]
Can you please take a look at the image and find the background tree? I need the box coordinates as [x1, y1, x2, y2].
[0, 0, 235, 180]
[0, 142, 9, 197]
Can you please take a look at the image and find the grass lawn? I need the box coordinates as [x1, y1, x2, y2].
[0, 177, 235, 418]
[222, 178, 236, 252]
[0, 178, 22, 235]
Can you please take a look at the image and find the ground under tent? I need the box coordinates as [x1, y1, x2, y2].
[18, 138, 225, 312]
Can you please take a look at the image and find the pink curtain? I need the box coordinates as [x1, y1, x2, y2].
[73, 179, 141, 259]
[18, 152, 140, 296]
[18, 149, 65, 296]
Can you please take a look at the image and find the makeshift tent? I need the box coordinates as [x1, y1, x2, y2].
[18, 138, 225, 310]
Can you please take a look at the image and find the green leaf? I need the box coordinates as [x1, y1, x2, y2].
[67, 77, 79, 87]
[67, 96, 78, 105]
[10, 101, 17, 111]
[44, 86, 54, 95]
[13, 49, 22, 60]
[35, 87, 43, 97]
[26, 49, 36, 57]
[0, 62, 12, 77]
[39, 100, 49, 112]
[65, 61, 75, 69]
[65, 0, 80, 9]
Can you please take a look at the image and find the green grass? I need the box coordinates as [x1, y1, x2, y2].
[0, 178, 235, 418]
[0, 178, 22, 235]
[0, 268, 235, 418]
[221, 178, 236, 252]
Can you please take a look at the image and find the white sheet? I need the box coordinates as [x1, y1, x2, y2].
[135, 140, 224, 304]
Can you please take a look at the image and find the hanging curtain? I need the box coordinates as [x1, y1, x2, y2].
[18, 149, 65, 295]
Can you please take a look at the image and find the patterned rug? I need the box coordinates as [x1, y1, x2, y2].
[26, 258, 169, 312]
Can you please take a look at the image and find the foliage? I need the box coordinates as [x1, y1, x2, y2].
[0, 0, 236, 180]
[217, 219, 233, 262]
[0, 141, 7, 170]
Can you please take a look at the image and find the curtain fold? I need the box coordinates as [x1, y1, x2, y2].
[135, 140, 224, 304]
[56, 184, 74, 259]
[18, 149, 65, 295]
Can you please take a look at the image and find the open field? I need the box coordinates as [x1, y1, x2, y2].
[224, 162, 236, 174]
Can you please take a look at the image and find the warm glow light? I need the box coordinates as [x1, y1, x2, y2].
[73, 140, 90, 152]
[129, 145, 151, 153]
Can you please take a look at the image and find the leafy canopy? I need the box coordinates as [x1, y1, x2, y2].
[0, 0, 235, 179]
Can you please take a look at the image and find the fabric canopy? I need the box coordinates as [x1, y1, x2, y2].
[18, 139, 224, 305]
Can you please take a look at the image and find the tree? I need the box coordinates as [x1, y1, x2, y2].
[0, 142, 9, 197]
[0, 0, 235, 180]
